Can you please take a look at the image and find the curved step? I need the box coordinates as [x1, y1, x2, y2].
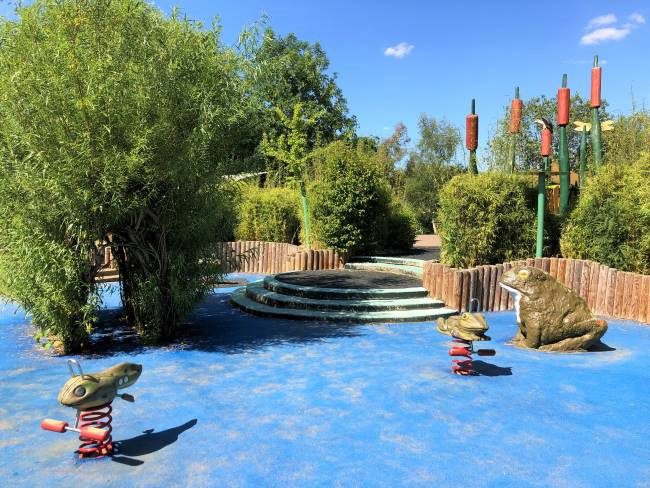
[246, 281, 444, 312]
[231, 287, 457, 323]
[349, 256, 426, 268]
[344, 262, 423, 277]
[263, 276, 428, 300]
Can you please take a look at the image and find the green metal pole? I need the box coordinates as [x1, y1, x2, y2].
[591, 56, 603, 167]
[558, 74, 570, 216]
[578, 126, 587, 187]
[299, 181, 311, 249]
[536, 155, 548, 257]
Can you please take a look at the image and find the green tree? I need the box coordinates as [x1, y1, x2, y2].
[486, 94, 611, 172]
[403, 115, 463, 231]
[245, 29, 356, 157]
[407, 114, 463, 170]
[0, 0, 245, 351]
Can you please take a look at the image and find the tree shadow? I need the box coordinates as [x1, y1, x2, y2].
[111, 419, 197, 466]
[77, 292, 363, 358]
[472, 360, 512, 376]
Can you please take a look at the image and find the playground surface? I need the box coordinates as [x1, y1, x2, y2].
[1, 274, 649, 487]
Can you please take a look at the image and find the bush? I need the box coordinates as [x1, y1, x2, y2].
[403, 162, 463, 232]
[235, 186, 301, 243]
[309, 141, 391, 254]
[0, 0, 245, 350]
[438, 173, 537, 267]
[560, 156, 650, 274]
[375, 199, 417, 253]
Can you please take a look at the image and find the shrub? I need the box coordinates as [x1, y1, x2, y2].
[403, 162, 463, 232]
[560, 156, 650, 274]
[375, 199, 417, 253]
[309, 141, 391, 254]
[235, 186, 301, 243]
[438, 173, 537, 267]
[0, 0, 245, 350]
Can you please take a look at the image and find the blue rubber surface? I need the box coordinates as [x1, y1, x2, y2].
[0, 273, 649, 487]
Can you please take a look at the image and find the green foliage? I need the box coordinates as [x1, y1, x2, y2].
[438, 173, 537, 267]
[250, 29, 356, 148]
[486, 94, 611, 172]
[0, 0, 245, 349]
[605, 110, 650, 166]
[235, 186, 301, 243]
[407, 114, 464, 169]
[309, 141, 392, 254]
[560, 156, 650, 274]
[403, 162, 463, 232]
[375, 199, 417, 253]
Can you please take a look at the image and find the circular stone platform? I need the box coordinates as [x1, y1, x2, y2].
[275, 269, 422, 289]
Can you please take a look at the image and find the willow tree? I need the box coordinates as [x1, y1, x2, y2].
[0, 0, 246, 351]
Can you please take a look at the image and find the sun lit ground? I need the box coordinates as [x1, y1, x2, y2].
[0, 274, 649, 487]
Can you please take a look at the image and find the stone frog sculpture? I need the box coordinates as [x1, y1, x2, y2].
[437, 312, 491, 341]
[499, 266, 607, 352]
[58, 362, 142, 410]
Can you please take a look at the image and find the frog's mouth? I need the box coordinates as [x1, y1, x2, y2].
[499, 283, 522, 324]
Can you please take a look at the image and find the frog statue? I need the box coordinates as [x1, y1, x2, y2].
[437, 312, 491, 341]
[499, 266, 607, 352]
[58, 362, 143, 410]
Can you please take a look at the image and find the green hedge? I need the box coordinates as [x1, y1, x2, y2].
[561, 156, 650, 274]
[235, 186, 301, 243]
[438, 173, 537, 267]
[375, 199, 417, 253]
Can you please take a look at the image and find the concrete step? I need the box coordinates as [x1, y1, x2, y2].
[344, 262, 423, 277]
[246, 281, 444, 312]
[348, 256, 426, 268]
[231, 287, 457, 323]
[263, 276, 429, 300]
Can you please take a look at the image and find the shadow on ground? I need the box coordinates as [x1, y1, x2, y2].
[111, 419, 197, 466]
[82, 292, 362, 358]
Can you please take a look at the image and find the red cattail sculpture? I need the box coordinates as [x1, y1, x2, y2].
[466, 99, 478, 174]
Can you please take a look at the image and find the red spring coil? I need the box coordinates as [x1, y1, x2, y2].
[557, 87, 570, 126]
[466, 114, 478, 150]
[449, 338, 473, 375]
[77, 402, 113, 458]
[509, 99, 523, 134]
[591, 67, 602, 108]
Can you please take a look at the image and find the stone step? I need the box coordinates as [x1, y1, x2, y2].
[348, 256, 426, 268]
[263, 276, 429, 300]
[344, 262, 423, 277]
[246, 281, 444, 312]
[231, 287, 457, 323]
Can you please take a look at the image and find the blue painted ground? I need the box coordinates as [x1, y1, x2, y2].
[1, 274, 649, 487]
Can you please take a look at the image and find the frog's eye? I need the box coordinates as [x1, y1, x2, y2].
[461, 313, 470, 319]
[73, 386, 86, 397]
[119, 376, 129, 385]
[517, 269, 530, 280]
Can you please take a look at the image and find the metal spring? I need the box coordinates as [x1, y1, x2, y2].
[77, 402, 113, 458]
[449, 337, 474, 375]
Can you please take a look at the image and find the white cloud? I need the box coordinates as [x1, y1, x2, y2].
[384, 42, 414, 59]
[628, 12, 645, 24]
[581, 26, 631, 45]
[581, 12, 645, 45]
[587, 13, 617, 30]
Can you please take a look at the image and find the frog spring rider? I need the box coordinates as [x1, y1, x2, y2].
[437, 300, 495, 375]
[41, 359, 142, 458]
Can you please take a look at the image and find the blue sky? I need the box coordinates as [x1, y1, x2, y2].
[2, 0, 649, 160]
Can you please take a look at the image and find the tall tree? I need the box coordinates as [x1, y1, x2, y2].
[238, 28, 356, 176]
[402, 115, 463, 232]
[486, 94, 611, 172]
